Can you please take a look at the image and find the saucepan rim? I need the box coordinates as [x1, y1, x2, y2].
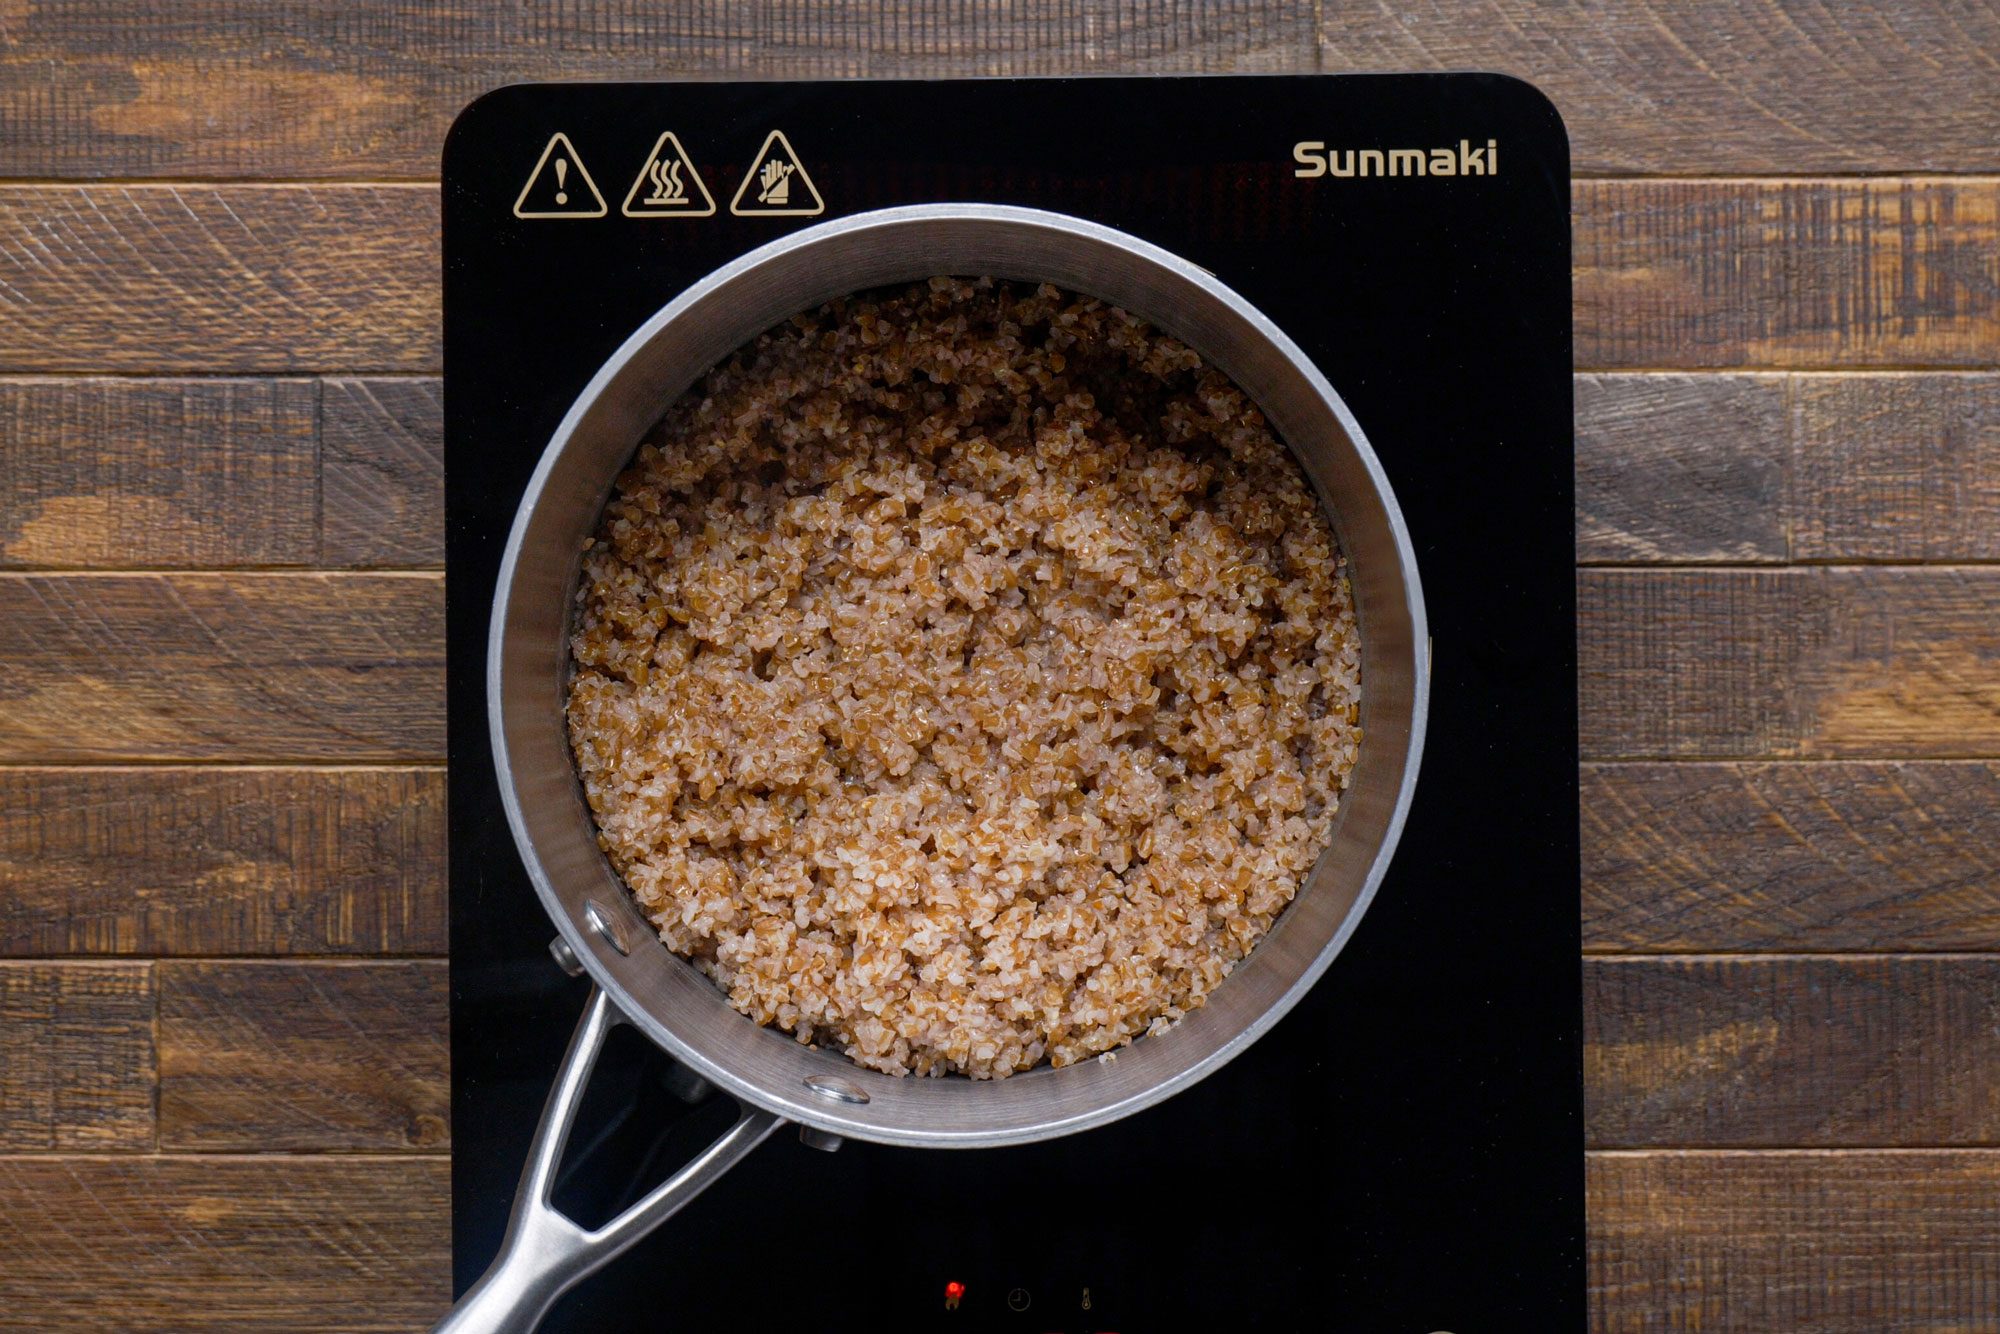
[487, 202, 1429, 1147]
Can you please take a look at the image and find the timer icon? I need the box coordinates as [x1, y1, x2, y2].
[1006, 1288, 1031, 1312]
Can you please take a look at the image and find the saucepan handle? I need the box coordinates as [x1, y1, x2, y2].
[433, 985, 785, 1334]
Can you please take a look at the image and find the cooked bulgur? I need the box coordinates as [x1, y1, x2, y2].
[566, 277, 1361, 1079]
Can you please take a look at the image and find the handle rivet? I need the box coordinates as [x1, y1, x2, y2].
[798, 1125, 845, 1153]
[583, 900, 631, 955]
[804, 1073, 870, 1105]
[548, 935, 586, 976]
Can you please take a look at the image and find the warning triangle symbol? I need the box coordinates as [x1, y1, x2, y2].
[729, 131, 824, 217]
[512, 133, 607, 219]
[620, 132, 716, 218]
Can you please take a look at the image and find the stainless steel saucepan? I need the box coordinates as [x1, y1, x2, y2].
[438, 204, 1428, 1333]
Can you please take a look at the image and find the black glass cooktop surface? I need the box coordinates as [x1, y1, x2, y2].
[445, 73, 1579, 1333]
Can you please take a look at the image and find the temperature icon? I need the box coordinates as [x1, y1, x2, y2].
[621, 132, 717, 218]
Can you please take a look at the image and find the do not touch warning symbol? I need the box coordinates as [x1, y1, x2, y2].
[729, 131, 824, 217]
[621, 132, 716, 218]
[513, 133, 607, 219]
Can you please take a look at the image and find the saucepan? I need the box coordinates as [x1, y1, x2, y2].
[438, 204, 1429, 1333]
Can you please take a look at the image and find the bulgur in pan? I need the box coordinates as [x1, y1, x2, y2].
[565, 277, 1361, 1079]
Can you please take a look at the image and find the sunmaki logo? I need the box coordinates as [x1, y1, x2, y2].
[1291, 139, 1498, 178]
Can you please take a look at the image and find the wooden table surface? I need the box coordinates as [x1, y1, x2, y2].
[1, 4, 1996, 1329]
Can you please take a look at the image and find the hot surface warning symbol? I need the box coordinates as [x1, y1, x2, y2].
[512, 133, 606, 219]
[621, 132, 716, 218]
[729, 131, 824, 217]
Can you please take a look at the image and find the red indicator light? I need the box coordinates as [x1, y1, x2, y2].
[944, 1281, 965, 1311]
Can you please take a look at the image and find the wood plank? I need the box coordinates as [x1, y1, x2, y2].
[158, 962, 447, 1151]
[0, 3, 1319, 179]
[0, 187, 437, 374]
[5, 370, 1985, 570]
[1586, 957, 2000, 1148]
[1589, 1150, 2000, 1332]
[3, 1148, 1993, 1332]
[1576, 373, 1788, 562]
[0, 379, 317, 569]
[0, 5, 1994, 177]
[0, 963, 153, 1151]
[0, 375, 445, 569]
[1579, 568, 2000, 759]
[0, 1155, 448, 1330]
[320, 377, 443, 568]
[1320, 5, 2000, 176]
[5, 181, 1993, 374]
[1793, 372, 2000, 560]
[1574, 179, 2000, 370]
[0, 767, 445, 956]
[0, 573, 442, 762]
[1584, 762, 2000, 952]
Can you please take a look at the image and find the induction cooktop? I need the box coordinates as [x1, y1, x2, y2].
[443, 73, 1580, 1332]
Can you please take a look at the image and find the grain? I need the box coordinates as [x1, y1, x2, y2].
[566, 279, 1360, 1078]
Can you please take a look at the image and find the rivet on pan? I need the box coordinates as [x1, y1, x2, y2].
[798, 1125, 845, 1153]
[803, 1073, 870, 1105]
[547, 935, 585, 977]
[583, 900, 630, 955]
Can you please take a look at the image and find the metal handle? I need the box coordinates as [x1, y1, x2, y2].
[433, 986, 785, 1334]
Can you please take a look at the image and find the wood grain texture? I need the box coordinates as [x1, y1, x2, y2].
[320, 378, 443, 567]
[0, 573, 442, 762]
[158, 962, 447, 1151]
[1576, 373, 1788, 562]
[1587, 956, 2000, 1147]
[1574, 179, 2000, 370]
[0, 9, 1990, 1329]
[1579, 372, 2000, 564]
[0, 379, 317, 569]
[1589, 1150, 2000, 1332]
[0, 3, 1319, 180]
[0, 370, 1940, 573]
[1, 4, 1996, 177]
[0, 1155, 449, 1330]
[1793, 372, 2000, 560]
[0, 187, 437, 374]
[4, 182, 1992, 374]
[1321, 4, 2000, 177]
[1579, 568, 2000, 759]
[1584, 762, 2000, 953]
[0, 767, 445, 956]
[0, 964, 153, 1151]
